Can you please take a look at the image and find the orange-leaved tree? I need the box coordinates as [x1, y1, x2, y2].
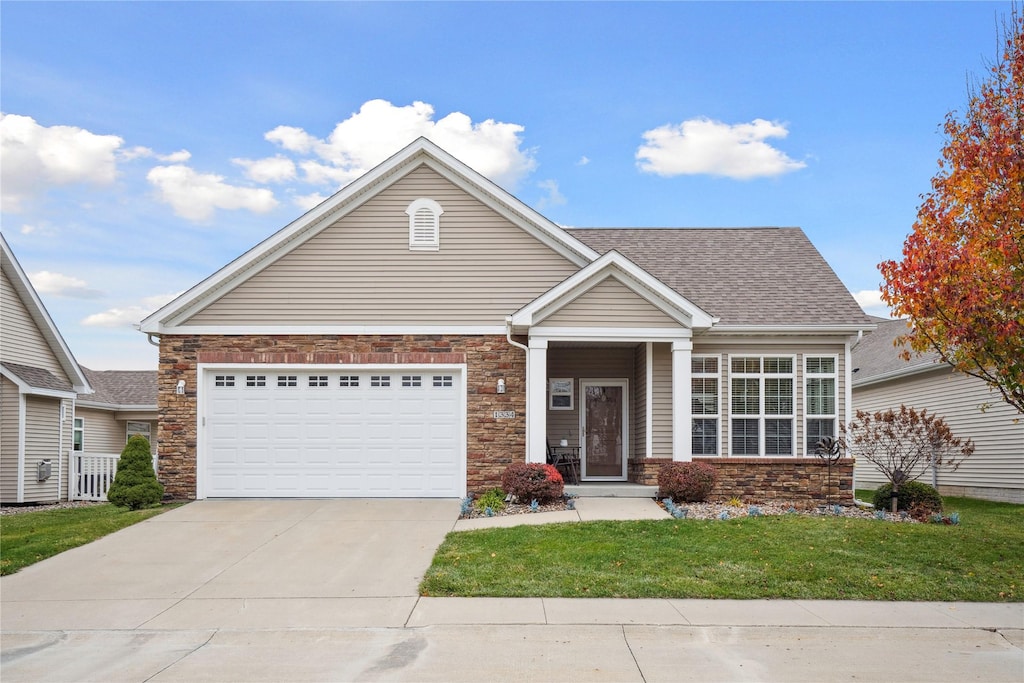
[880, 9, 1024, 414]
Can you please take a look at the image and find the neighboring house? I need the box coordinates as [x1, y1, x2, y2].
[1, 234, 91, 504]
[141, 138, 874, 502]
[852, 317, 1024, 503]
[75, 367, 159, 464]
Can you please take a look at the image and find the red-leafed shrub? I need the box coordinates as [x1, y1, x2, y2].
[658, 461, 717, 503]
[501, 462, 564, 503]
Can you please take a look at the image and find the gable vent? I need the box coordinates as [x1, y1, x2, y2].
[405, 198, 443, 251]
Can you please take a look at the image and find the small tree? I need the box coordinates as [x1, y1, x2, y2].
[845, 406, 975, 499]
[107, 435, 164, 510]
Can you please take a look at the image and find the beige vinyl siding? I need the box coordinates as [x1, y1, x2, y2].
[186, 166, 580, 326]
[1, 376, 20, 502]
[853, 368, 1024, 502]
[651, 343, 673, 458]
[691, 342, 849, 458]
[546, 347, 635, 450]
[536, 276, 681, 328]
[633, 344, 648, 459]
[76, 408, 158, 457]
[1, 269, 66, 377]
[22, 395, 61, 503]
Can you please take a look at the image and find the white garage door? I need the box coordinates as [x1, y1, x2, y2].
[202, 368, 464, 498]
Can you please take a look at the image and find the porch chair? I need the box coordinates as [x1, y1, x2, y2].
[546, 440, 580, 485]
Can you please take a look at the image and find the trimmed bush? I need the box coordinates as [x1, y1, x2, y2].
[658, 461, 717, 503]
[501, 463, 564, 503]
[872, 481, 943, 514]
[107, 435, 164, 510]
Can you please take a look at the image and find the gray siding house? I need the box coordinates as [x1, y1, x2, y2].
[852, 318, 1024, 503]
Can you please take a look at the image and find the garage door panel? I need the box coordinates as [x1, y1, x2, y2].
[204, 368, 463, 498]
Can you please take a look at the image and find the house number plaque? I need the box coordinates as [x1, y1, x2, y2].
[493, 411, 516, 419]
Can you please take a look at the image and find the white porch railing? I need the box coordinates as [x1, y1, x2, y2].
[71, 452, 120, 501]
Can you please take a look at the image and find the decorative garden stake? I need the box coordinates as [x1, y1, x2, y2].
[529, 499, 540, 513]
[566, 498, 576, 511]
[814, 436, 844, 506]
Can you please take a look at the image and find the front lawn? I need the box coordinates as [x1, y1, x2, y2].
[0, 503, 175, 575]
[420, 495, 1023, 601]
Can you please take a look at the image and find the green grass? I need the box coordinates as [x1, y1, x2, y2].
[421, 494, 1024, 601]
[0, 503, 175, 575]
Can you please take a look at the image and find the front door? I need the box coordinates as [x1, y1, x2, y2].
[580, 379, 628, 480]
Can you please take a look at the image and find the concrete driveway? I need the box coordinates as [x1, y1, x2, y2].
[1, 498, 461, 631]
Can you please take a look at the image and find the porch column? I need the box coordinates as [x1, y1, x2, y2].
[671, 339, 693, 462]
[526, 338, 548, 464]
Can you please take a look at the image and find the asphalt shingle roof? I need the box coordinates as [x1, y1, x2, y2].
[851, 318, 942, 382]
[1, 361, 73, 393]
[567, 227, 871, 327]
[79, 368, 157, 407]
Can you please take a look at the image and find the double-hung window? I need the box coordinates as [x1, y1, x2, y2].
[805, 356, 838, 454]
[73, 417, 84, 452]
[691, 355, 720, 455]
[729, 356, 795, 456]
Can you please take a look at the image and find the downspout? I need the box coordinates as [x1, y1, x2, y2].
[505, 316, 528, 353]
[506, 316, 530, 464]
[146, 333, 161, 347]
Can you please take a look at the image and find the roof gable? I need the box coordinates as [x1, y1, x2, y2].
[0, 235, 90, 394]
[142, 138, 599, 332]
[511, 250, 716, 333]
[852, 318, 943, 386]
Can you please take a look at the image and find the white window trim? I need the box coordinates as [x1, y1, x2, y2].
[549, 377, 574, 410]
[804, 354, 840, 455]
[727, 354, 797, 457]
[406, 198, 443, 251]
[73, 417, 84, 452]
[126, 420, 151, 444]
[691, 354, 721, 456]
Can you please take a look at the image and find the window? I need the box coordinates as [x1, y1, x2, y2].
[277, 375, 297, 387]
[246, 375, 266, 387]
[126, 421, 151, 444]
[73, 417, 84, 452]
[371, 375, 391, 388]
[729, 356, 795, 456]
[405, 198, 444, 251]
[214, 375, 235, 387]
[433, 375, 453, 387]
[549, 378, 573, 410]
[339, 375, 360, 387]
[308, 375, 328, 387]
[691, 355, 720, 455]
[402, 375, 422, 387]
[805, 356, 839, 454]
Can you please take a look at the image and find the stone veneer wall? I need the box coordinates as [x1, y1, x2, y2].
[158, 334, 526, 499]
[630, 457, 854, 505]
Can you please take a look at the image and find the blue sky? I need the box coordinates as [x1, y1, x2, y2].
[1, 1, 1011, 369]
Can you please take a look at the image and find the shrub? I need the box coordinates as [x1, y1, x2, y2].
[474, 488, 506, 513]
[872, 481, 943, 515]
[658, 461, 717, 503]
[107, 435, 164, 510]
[501, 462, 564, 503]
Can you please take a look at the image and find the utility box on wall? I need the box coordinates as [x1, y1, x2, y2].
[37, 459, 52, 482]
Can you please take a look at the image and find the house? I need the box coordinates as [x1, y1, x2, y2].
[141, 138, 873, 502]
[852, 318, 1024, 503]
[1, 234, 91, 504]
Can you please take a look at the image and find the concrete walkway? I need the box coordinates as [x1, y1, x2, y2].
[2, 497, 1022, 682]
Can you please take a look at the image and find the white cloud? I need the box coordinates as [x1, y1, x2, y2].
[292, 192, 327, 211]
[853, 289, 893, 318]
[535, 179, 566, 210]
[29, 271, 104, 299]
[146, 164, 278, 221]
[1, 113, 124, 211]
[232, 155, 297, 183]
[81, 292, 180, 328]
[120, 146, 192, 163]
[577, 156, 591, 166]
[636, 117, 807, 180]
[265, 99, 536, 189]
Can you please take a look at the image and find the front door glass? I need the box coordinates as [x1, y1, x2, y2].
[583, 384, 625, 478]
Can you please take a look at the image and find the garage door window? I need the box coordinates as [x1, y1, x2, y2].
[339, 375, 359, 387]
[433, 375, 453, 387]
[215, 375, 235, 387]
[402, 375, 422, 387]
[308, 375, 328, 387]
[277, 375, 298, 387]
[371, 375, 391, 387]
[246, 375, 266, 387]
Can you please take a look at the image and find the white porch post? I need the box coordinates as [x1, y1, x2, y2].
[526, 338, 548, 464]
[671, 339, 693, 462]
